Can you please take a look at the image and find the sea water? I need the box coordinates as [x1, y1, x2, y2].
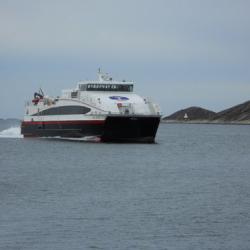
[0, 124, 250, 250]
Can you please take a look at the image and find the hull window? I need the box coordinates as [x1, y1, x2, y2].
[33, 106, 91, 116]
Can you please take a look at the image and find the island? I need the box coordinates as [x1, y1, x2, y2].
[162, 100, 250, 124]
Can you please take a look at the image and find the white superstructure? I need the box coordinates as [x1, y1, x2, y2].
[24, 70, 160, 122]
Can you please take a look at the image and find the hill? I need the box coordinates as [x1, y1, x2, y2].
[163, 100, 250, 124]
[212, 100, 250, 122]
[163, 107, 216, 121]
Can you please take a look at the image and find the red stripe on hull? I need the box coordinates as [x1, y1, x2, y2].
[22, 120, 105, 126]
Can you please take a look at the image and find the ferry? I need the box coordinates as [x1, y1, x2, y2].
[21, 70, 161, 142]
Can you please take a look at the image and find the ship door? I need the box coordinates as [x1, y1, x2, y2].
[117, 103, 132, 115]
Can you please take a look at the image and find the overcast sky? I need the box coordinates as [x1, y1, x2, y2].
[0, 0, 250, 118]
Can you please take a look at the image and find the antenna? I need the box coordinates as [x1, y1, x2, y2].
[39, 88, 44, 97]
[98, 68, 103, 82]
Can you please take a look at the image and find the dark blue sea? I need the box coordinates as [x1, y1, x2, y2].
[0, 124, 250, 250]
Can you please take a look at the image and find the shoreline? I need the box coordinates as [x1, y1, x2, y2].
[161, 120, 250, 125]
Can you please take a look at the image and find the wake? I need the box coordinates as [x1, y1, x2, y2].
[44, 136, 101, 142]
[0, 127, 100, 141]
[0, 127, 23, 138]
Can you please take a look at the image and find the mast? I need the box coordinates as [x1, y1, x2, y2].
[98, 68, 103, 82]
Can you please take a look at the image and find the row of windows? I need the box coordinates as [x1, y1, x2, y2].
[33, 106, 91, 116]
[79, 84, 133, 92]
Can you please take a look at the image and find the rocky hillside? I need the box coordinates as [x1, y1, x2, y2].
[163, 107, 216, 121]
[212, 101, 250, 122]
[163, 100, 250, 123]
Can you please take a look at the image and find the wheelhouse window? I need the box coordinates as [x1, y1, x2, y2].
[79, 84, 87, 91]
[83, 84, 133, 92]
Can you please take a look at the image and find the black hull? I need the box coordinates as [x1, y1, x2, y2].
[21, 115, 161, 143]
[101, 115, 160, 143]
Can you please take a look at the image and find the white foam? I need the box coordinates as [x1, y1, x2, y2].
[44, 136, 101, 142]
[0, 127, 23, 138]
[62, 136, 101, 142]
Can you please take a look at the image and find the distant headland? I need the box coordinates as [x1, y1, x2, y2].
[162, 100, 250, 124]
[0, 118, 21, 131]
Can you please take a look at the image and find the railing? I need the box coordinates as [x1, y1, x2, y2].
[25, 101, 30, 106]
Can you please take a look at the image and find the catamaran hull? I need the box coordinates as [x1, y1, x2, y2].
[101, 115, 160, 142]
[21, 115, 160, 143]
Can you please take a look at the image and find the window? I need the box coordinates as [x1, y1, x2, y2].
[33, 106, 91, 116]
[86, 84, 133, 92]
[79, 84, 87, 91]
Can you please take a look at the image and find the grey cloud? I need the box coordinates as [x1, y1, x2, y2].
[0, 0, 250, 117]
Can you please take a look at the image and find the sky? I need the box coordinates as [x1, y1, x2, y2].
[0, 0, 250, 118]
